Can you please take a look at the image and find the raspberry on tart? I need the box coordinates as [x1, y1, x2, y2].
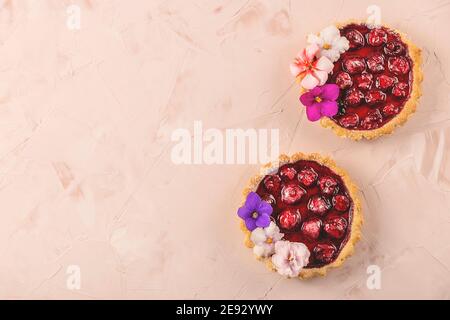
[319, 22, 422, 140]
[239, 153, 363, 279]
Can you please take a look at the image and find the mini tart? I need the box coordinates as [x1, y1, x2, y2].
[240, 153, 363, 279]
[307, 22, 422, 140]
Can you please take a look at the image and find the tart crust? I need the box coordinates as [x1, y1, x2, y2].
[299, 21, 423, 140]
[239, 153, 363, 279]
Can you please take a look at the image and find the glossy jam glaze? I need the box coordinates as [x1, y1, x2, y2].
[255, 160, 354, 268]
[327, 23, 413, 130]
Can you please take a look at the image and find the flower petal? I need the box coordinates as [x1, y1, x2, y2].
[273, 230, 284, 242]
[274, 240, 290, 255]
[250, 228, 267, 245]
[305, 43, 319, 61]
[320, 84, 340, 101]
[264, 243, 276, 257]
[290, 63, 304, 77]
[265, 222, 284, 241]
[320, 100, 339, 117]
[299, 91, 316, 106]
[307, 34, 323, 47]
[244, 192, 261, 211]
[333, 36, 350, 53]
[300, 73, 319, 90]
[255, 213, 271, 228]
[320, 25, 340, 44]
[245, 218, 257, 231]
[257, 201, 273, 216]
[264, 222, 277, 237]
[272, 253, 289, 274]
[237, 206, 251, 219]
[306, 103, 322, 121]
[313, 69, 329, 86]
[272, 241, 292, 276]
[314, 56, 334, 73]
[321, 48, 340, 62]
[310, 85, 323, 96]
[253, 245, 266, 258]
[291, 243, 310, 268]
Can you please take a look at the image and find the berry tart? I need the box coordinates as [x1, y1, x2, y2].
[237, 153, 362, 279]
[290, 22, 423, 140]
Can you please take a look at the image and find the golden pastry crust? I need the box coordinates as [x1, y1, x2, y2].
[239, 153, 363, 279]
[298, 21, 423, 140]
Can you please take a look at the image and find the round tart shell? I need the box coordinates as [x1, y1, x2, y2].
[239, 153, 363, 279]
[298, 21, 423, 140]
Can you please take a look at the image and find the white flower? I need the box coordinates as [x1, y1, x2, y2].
[271, 241, 310, 278]
[307, 25, 349, 62]
[250, 222, 284, 258]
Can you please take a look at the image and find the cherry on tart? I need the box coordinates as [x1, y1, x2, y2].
[308, 195, 331, 215]
[321, 23, 423, 140]
[301, 218, 322, 240]
[239, 153, 363, 279]
[278, 208, 301, 231]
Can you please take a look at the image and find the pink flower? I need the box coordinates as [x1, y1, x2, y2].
[299, 84, 340, 121]
[290, 44, 334, 90]
[271, 241, 310, 278]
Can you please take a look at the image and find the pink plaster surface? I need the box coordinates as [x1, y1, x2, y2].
[0, 0, 449, 300]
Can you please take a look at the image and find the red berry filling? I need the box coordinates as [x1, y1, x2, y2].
[308, 195, 331, 215]
[388, 56, 410, 75]
[298, 167, 318, 187]
[255, 160, 354, 268]
[301, 218, 322, 240]
[365, 89, 386, 105]
[344, 88, 364, 106]
[335, 71, 353, 89]
[279, 165, 297, 181]
[392, 82, 409, 97]
[355, 72, 373, 90]
[343, 57, 366, 74]
[376, 74, 397, 90]
[328, 24, 414, 130]
[313, 243, 337, 264]
[324, 216, 348, 239]
[263, 175, 281, 193]
[281, 184, 306, 205]
[366, 53, 385, 73]
[278, 208, 301, 231]
[361, 109, 383, 130]
[261, 193, 276, 206]
[367, 28, 387, 46]
[332, 194, 350, 212]
[382, 103, 400, 116]
[318, 176, 339, 195]
[339, 113, 360, 128]
[384, 41, 405, 56]
[345, 29, 365, 49]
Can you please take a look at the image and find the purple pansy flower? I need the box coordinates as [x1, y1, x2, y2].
[299, 84, 340, 121]
[237, 192, 272, 231]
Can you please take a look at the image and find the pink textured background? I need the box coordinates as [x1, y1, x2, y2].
[0, 0, 449, 299]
